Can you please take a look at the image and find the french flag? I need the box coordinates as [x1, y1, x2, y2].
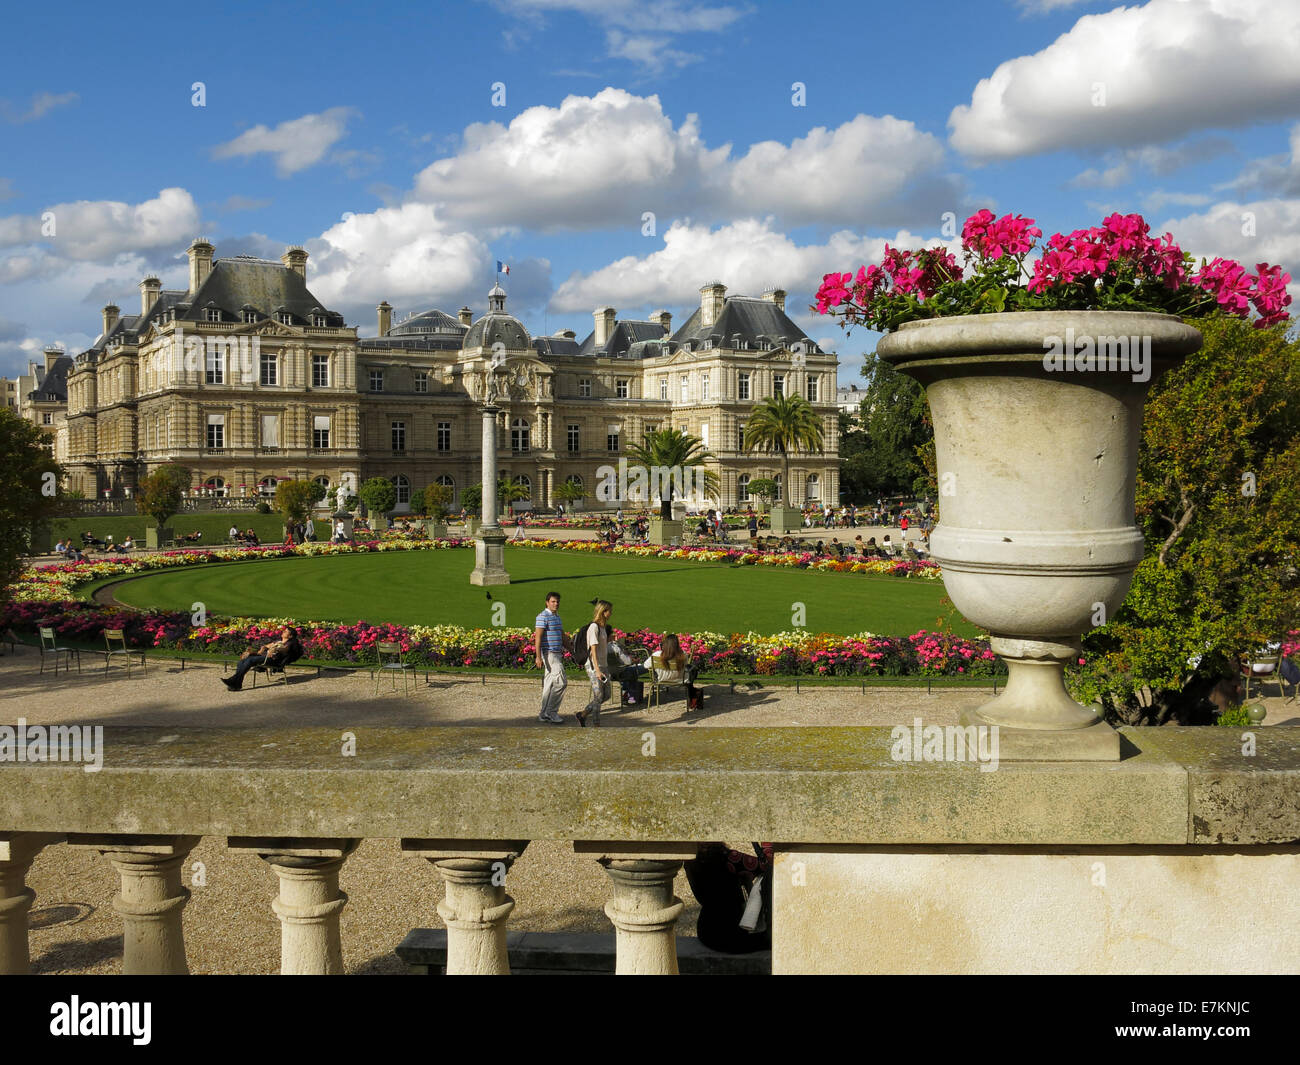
[496, 260, 510, 275]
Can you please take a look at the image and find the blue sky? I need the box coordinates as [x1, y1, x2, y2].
[2, 0, 1298, 382]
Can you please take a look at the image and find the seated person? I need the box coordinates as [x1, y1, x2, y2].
[228, 525, 240, 542]
[645, 633, 701, 704]
[186, 530, 203, 543]
[81, 531, 105, 549]
[607, 632, 649, 705]
[120, 536, 135, 552]
[220, 627, 303, 692]
[53, 539, 68, 555]
[244, 529, 260, 546]
[881, 534, 895, 556]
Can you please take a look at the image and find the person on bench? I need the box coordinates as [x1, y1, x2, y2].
[220, 626, 303, 691]
[81, 531, 105, 550]
[646, 633, 702, 706]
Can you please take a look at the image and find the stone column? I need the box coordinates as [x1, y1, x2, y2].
[402, 840, 528, 974]
[576, 842, 696, 975]
[0, 833, 62, 974]
[228, 837, 359, 975]
[470, 400, 509, 585]
[68, 834, 201, 975]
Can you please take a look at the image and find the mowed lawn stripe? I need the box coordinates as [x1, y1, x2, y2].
[108, 547, 973, 637]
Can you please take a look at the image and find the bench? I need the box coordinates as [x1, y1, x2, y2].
[395, 929, 770, 975]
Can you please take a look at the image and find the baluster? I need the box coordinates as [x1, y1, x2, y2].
[402, 839, 528, 974]
[0, 833, 63, 974]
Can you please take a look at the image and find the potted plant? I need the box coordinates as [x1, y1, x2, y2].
[819, 210, 1291, 759]
[136, 464, 192, 549]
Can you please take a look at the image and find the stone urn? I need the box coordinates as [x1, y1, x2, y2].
[877, 311, 1202, 759]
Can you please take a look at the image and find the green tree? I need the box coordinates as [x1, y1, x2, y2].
[419, 483, 453, 519]
[0, 408, 61, 605]
[461, 483, 482, 514]
[275, 480, 318, 525]
[136, 464, 191, 530]
[1074, 317, 1300, 725]
[742, 394, 824, 506]
[554, 479, 585, 509]
[357, 476, 397, 516]
[624, 427, 720, 519]
[850, 351, 931, 499]
[748, 478, 779, 507]
[498, 476, 530, 511]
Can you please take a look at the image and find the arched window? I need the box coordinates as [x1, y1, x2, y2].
[805, 473, 821, 502]
[565, 474, 583, 493]
[435, 474, 456, 506]
[313, 475, 331, 491]
[738, 474, 750, 501]
[511, 418, 530, 453]
[516, 474, 532, 496]
[258, 476, 278, 498]
[204, 477, 226, 497]
[392, 474, 411, 506]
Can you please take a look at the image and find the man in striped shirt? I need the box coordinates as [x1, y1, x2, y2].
[534, 591, 571, 723]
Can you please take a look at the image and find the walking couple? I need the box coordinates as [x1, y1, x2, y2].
[534, 592, 622, 727]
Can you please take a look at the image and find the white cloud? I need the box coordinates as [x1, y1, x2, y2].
[0, 188, 200, 273]
[1, 91, 78, 123]
[549, 216, 948, 315]
[1013, 0, 1091, 12]
[1067, 137, 1236, 188]
[1160, 198, 1300, 271]
[212, 108, 358, 177]
[950, 0, 1300, 161]
[411, 88, 963, 231]
[1227, 123, 1300, 197]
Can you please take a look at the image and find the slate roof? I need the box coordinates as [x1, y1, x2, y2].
[577, 320, 671, 358]
[386, 308, 468, 338]
[179, 258, 344, 326]
[533, 335, 582, 358]
[671, 296, 818, 352]
[27, 354, 74, 403]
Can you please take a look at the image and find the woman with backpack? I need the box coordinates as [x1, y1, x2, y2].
[575, 600, 614, 728]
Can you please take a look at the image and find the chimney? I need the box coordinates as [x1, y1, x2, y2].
[593, 306, 616, 349]
[652, 310, 672, 335]
[187, 238, 214, 295]
[281, 246, 308, 279]
[102, 304, 120, 338]
[700, 282, 726, 329]
[44, 344, 62, 375]
[458, 307, 473, 327]
[140, 276, 162, 317]
[377, 301, 392, 336]
[763, 287, 787, 312]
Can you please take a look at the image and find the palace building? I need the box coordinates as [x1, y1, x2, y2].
[61, 239, 840, 511]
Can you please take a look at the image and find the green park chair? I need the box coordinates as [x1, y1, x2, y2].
[373, 640, 415, 695]
[102, 628, 146, 677]
[38, 627, 81, 677]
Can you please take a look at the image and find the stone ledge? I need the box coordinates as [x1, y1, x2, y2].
[0, 726, 1295, 845]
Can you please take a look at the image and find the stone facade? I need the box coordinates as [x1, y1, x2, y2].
[62, 241, 840, 511]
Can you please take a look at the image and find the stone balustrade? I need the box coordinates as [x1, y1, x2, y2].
[1, 726, 1298, 974]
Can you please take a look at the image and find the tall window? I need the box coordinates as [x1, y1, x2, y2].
[807, 376, 819, 402]
[738, 372, 750, 401]
[773, 473, 783, 502]
[392, 475, 411, 506]
[659, 377, 668, 400]
[437, 421, 451, 452]
[606, 425, 620, 452]
[205, 346, 224, 384]
[738, 474, 750, 501]
[260, 353, 278, 386]
[737, 421, 746, 450]
[369, 370, 384, 392]
[701, 374, 710, 402]
[616, 378, 629, 399]
[567, 424, 580, 453]
[511, 418, 530, 452]
[700, 422, 709, 447]
[260, 414, 279, 449]
[579, 378, 592, 398]
[313, 415, 330, 449]
[205, 413, 224, 448]
[773, 374, 785, 397]
[312, 354, 329, 387]
[391, 420, 406, 452]
[680, 375, 689, 402]
[414, 370, 429, 393]
[806, 473, 821, 502]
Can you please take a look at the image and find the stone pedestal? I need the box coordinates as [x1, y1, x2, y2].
[0, 833, 62, 974]
[229, 837, 359, 975]
[371, 516, 389, 532]
[647, 518, 683, 546]
[470, 529, 510, 586]
[577, 842, 696, 974]
[423, 520, 448, 539]
[403, 839, 528, 974]
[69, 834, 201, 975]
[769, 506, 802, 535]
[145, 526, 172, 550]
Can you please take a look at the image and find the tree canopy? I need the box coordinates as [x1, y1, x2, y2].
[357, 476, 397, 516]
[136, 464, 192, 529]
[0, 408, 61, 606]
[840, 352, 932, 502]
[742, 394, 824, 506]
[275, 480, 318, 525]
[624, 427, 719, 519]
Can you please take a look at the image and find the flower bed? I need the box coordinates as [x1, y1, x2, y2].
[0, 594, 998, 679]
[514, 538, 942, 577]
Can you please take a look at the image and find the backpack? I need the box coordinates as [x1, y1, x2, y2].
[572, 624, 589, 663]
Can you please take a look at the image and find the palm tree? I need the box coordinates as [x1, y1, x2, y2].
[743, 394, 825, 507]
[498, 476, 530, 509]
[625, 428, 720, 519]
[554, 479, 585, 510]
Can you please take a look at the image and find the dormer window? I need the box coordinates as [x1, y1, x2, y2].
[206, 307, 221, 323]
[278, 312, 293, 325]
[242, 309, 258, 324]
[313, 316, 327, 327]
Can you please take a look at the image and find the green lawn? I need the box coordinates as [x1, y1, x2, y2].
[52, 511, 288, 546]
[105, 546, 971, 637]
